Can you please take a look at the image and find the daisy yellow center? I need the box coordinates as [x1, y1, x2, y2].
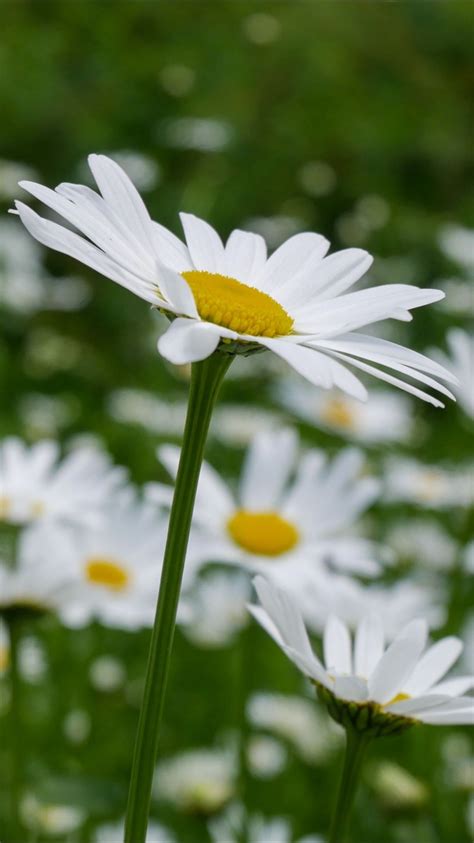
[181, 270, 294, 337]
[227, 509, 299, 556]
[85, 557, 129, 591]
[321, 397, 355, 429]
[0, 496, 10, 520]
[385, 692, 411, 707]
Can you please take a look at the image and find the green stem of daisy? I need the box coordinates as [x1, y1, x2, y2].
[328, 726, 371, 843]
[124, 351, 233, 843]
[6, 612, 23, 842]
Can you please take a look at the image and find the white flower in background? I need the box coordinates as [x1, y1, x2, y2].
[275, 378, 414, 445]
[179, 571, 251, 647]
[247, 693, 338, 764]
[430, 328, 474, 418]
[153, 746, 236, 814]
[0, 531, 75, 615]
[13, 154, 455, 405]
[21, 793, 85, 837]
[291, 570, 444, 637]
[464, 543, 474, 575]
[0, 158, 39, 199]
[247, 735, 287, 779]
[369, 761, 429, 810]
[386, 519, 457, 570]
[383, 457, 474, 509]
[439, 224, 474, 271]
[30, 494, 170, 630]
[94, 819, 174, 843]
[148, 429, 382, 580]
[97, 151, 161, 192]
[437, 278, 473, 317]
[18, 636, 47, 683]
[163, 117, 233, 152]
[250, 576, 474, 731]
[0, 437, 126, 528]
[210, 805, 322, 843]
[63, 708, 91, 745]
[89, 655, 126, 692]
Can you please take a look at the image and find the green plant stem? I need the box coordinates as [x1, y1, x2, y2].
[7, 614, 23, 842]
[124, 351, 232, 843]
[328, 727, 371, 843]
[236, 621, 252, 843]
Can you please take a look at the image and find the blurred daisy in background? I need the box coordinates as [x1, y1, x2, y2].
[383, 457, 474, 509]
[94, 818, 174, 843]
[179, 570, 251, 647]
[430, 328, 474, 418]
[0, 437, 127, 528]
[386, 518, 457, 570]
[13, 154, 455, 404]
[209, 805, 323, 843]
[439, 224, 474, 273]
[250, 576, 474, 729]
[148, 429, 383, 582]
[21, 794, 85, 838]
[274, 378, 414, 445]
[153, 746, 236, 815]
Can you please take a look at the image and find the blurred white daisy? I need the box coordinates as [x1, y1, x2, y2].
[30, 494, 170, 630]
[246, 735, 287, 779]
[439, 224, 474, 271]
[13, 154, 455, 405]
[148, 429, 382, 581]
[153, 746, 236, 814]
[0, 530, 75, 615]
[383, 457, 474, 509]
[0, 437, 126, 528]
[274, 378, 414, 444]
[94, 818, 173, 843]
[209, 805, 322, 843]
[386, 518, 457, 570]
[250, 576, 474, 731]
[179, 571, 251, 648]
[21, 794, 85, 837]
[247, 692, 338, 764]
[369, 760, 429, 810]
[430, 328, 474, 418]
[290, 570, 444, 637]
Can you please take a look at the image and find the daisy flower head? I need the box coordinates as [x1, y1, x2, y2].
[0, 437, 126, 528]
[28, 492, 172, 630]
[13, 154, 456, 405]
[147, 429, 382, 581]
[250, 576, 474, 736]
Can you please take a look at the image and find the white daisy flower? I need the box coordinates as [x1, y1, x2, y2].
[28, 494, 171, 630]
[21, 794, 85, 837]
[153, 746, 236, 814]
[383, 457, 474, 509]
[12, 154, 456, 406]
[439, 224, 474, 271]
[147, 429, 382, 581]
[179, 571, 251, 648]
[94, 818, 173, 843]
[0, 437, 126, 528]
[386, 518, 457, 571]
[0, 529, 75, 616]
[250, 576, 474, 733]
[430, 328, 474, 418]
[274, 378, 414, 444]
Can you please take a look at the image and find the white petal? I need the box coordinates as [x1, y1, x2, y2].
[387, 693, 452, 716]
[257, 232, 330, 294]
[416, 709, 474, 725]
[180, 212, 225, 273]
[157, 318, 221, 364]
[88, 154, 155, 252]
[225, 229, 267, 282]
[403, 637, 463, 696]
[156, 262, 199, 318]
[368, 619, 428, 704]
[333, 675, 369, 702]
[289, 248, 373, 310]
[151, 221, 191, 272]
[429, 676, 474, 696]
[238, 428, 297, 510]
[354, 614, 384, 678]
[324, 615, 352, 674]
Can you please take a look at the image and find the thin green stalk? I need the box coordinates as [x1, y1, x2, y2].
[7, 613, 23, 842]
[328, 727, 371, 843]
[236, 621, 252, 843]
[124, 351, 232, 843]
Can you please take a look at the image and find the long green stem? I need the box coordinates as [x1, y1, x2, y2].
[328, 727, 371, 843]
[124, 351, 232, 843]
[7, 614, 23, 842]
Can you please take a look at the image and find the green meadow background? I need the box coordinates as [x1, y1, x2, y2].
[0, 2, 472, 842]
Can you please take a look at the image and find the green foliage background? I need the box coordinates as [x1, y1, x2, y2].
[0, 2, 472, 842]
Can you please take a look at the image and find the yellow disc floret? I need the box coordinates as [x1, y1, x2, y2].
[321, 397, 355, 429]
[182, 270, 294, 338]
[85, 557, 129, 591]
[227, 509, 299, 556]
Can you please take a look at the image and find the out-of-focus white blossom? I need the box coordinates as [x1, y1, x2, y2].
[247, 693, 338, 763]
[179, 571, 251, 647]
[383, 457, 474, 509]
[153, 746, 236, 814]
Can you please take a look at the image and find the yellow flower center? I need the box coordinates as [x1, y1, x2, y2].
[0, 646, 9, 672]
[321, 397, 355, 429]
[227, 509, 299, 556]
[385, 692, 411, 707]
[85, 557, 129, 591]
[0, 496, 11, 520]
[181, 270, 294, 337]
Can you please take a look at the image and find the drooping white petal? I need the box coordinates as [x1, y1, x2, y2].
[368, 619, 428, 704]
[224, 229, 267, 283]
[157, 319, 221, 364]
[402, 637, 463, 696]
[323, 615, 352, 674]
[88, 154, 156, 252]
[428, 676, 474, 696]
[386, 693, 451, 716]
[156, 263, 199, 318]
[238, 429, 297, 510]
[180, 213, 226, 273]
[257, 232, 330, 294]
[354, 614, 384, 678]
[257, 339, 349, 393]
[416, 708, 474, 725]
